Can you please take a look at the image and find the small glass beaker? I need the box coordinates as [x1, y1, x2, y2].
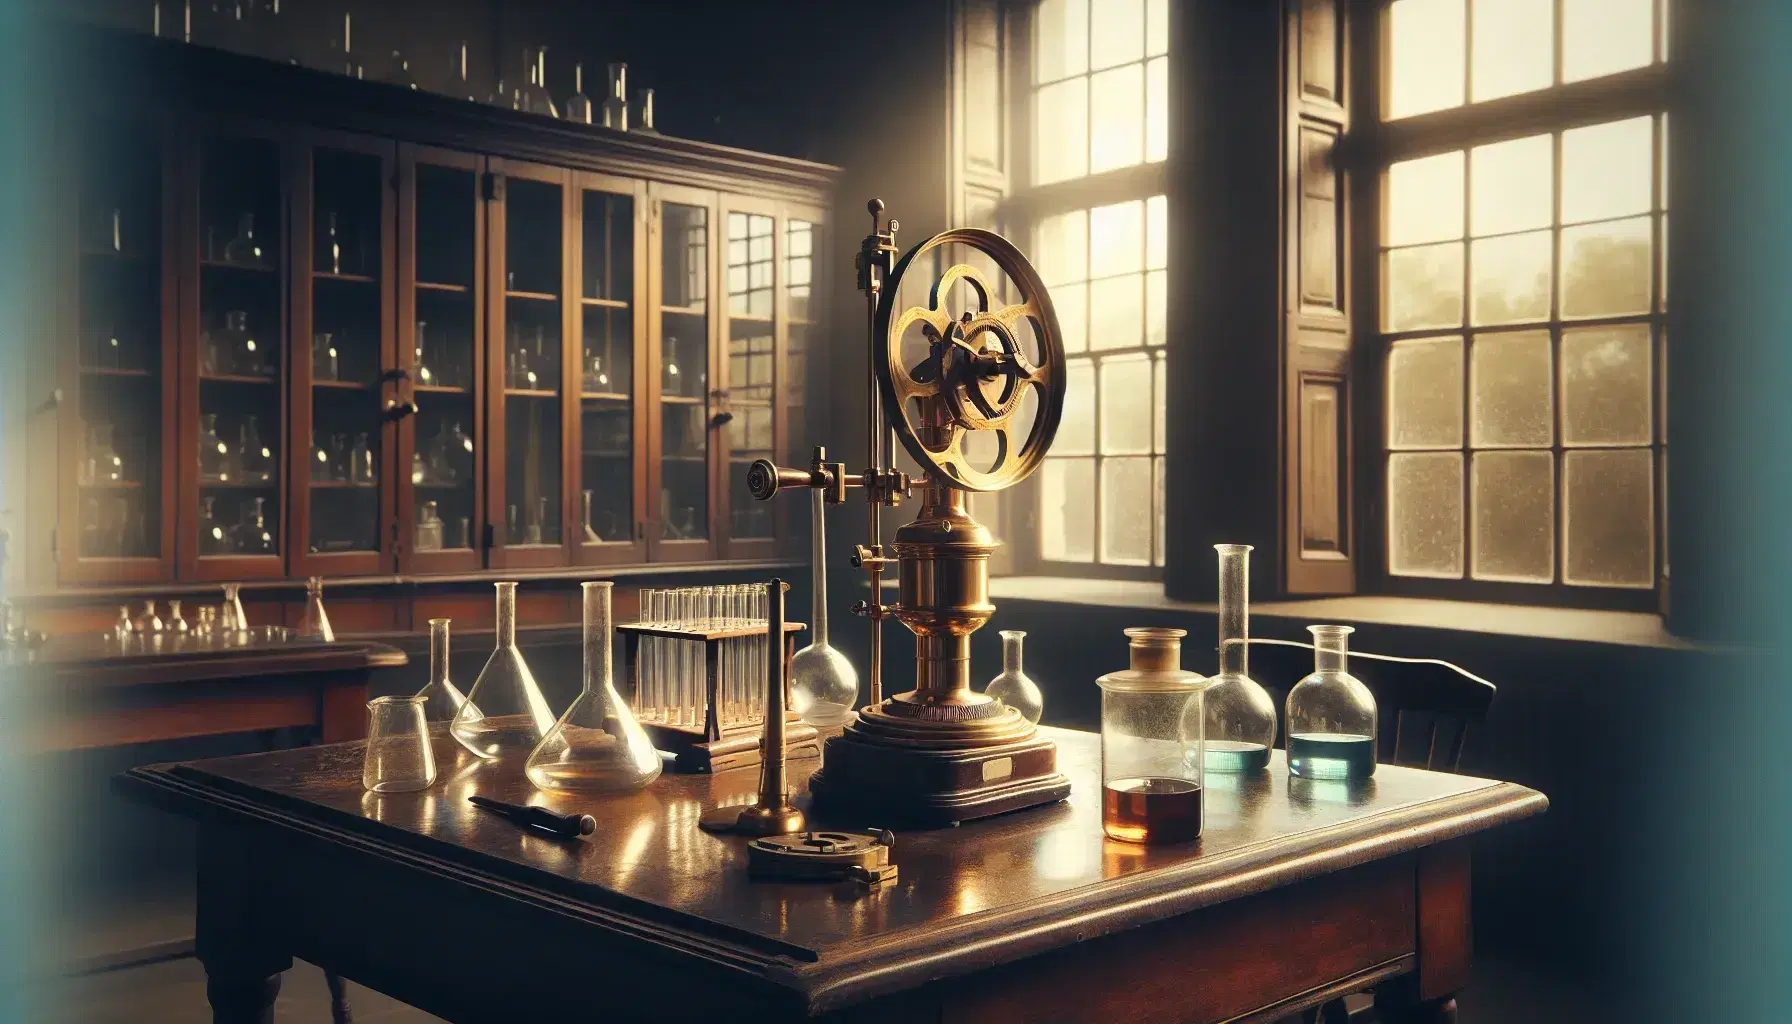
[1096, 627, 1205, 844]
[362, 695, 438, 793]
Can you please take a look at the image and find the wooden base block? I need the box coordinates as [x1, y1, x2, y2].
[808, 730, 1071, 828]
[642, 714, 821, 774]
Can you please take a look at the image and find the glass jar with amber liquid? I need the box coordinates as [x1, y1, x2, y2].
[1096, 627, 1206, 844]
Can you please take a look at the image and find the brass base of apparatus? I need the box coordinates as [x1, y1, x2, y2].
[809, 702, 1070, 828]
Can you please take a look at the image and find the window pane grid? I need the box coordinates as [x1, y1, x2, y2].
[1032, 0, 1167, 184]
[1380, 109, 1663, 591]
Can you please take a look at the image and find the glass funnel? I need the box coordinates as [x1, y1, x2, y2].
[1186, 543, 1277, 773]
[415, 618, 468, 724]
[451, 581, 557, 760]
[298, 575, 333, 641]
[788, 489, 857, 726]
[1286, 625, 1378, 780]
[986, 629, 1044, 724]
[525, 582, 662, 793]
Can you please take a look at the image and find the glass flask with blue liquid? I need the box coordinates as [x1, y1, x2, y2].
[1286, 624, 1378, 780]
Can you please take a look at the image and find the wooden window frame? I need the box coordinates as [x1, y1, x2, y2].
[1345, 0, 1670, 611]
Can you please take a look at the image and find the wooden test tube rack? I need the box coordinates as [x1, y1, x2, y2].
[617, 620, 821, 773]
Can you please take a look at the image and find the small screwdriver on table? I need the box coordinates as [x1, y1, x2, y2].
[468, 796, 595, 840]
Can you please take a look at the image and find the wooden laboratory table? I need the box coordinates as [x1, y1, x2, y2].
[24, 633, 407, 752]
[116, 727, 1545, 1024]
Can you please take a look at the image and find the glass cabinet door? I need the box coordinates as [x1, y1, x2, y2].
[399, 146, 483, 572]
[722, 200, 779, 556]
[292, 135, 394, 577]
[574, 176, 646, 565]
[784, 206, 825, 506]
[487, 160, 573, 568]
[185, 127, 285, 579]
[649, 185, 717, 560]
[61, 118, 176, 583]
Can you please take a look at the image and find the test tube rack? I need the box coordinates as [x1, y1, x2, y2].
[618, 620, 820, 773]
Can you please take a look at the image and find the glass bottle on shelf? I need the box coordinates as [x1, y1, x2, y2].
[239, 415, 271, 484]
[298, 576, 334, 641]
[323, 212, 343, 274]
[519, 46, 558, 118]
[635, 88, 658, 134]
[222, 212, 262, 266]
[986, 629, 1044, 725]
[524, 496, 546, 545]
[1286, 625, 1378, 781]
[526, 581, 661, 793]
[133, 600, 164, 635]
[223, 310, 268, 376]
[565, 62, 593, 124]
[416, 500, 444, 551]
[662, 336, 683, 394]
[1189, 544, 1278, 773]
[313, 332, 338, 381]
[330, 434, 349, 481]
[201, 314, 223, 374]
[1096, 627, 1205, 845]
[199, 495, 227, 554]
[385, 49, 418, 90]
[232, 496, 275, 555]
[313, 429, 333, 480]
[450, 581, 557, 760]
[220, 583, 249, 636]
[507, 503, 519, 544]
[113, 605, 134, 643]
[454, 43, 477, 102]
[602, 63, 628, 131]
[199, 414, 228, 482]
[414, 320, 432, 385]
[351, 432, 374, 483]
[415, 618, 467, 723]
[87, 423, 125, 484]
[167, 600, 189, 636]
[580, 490, 600, 543]
[789, 488, 858, 725]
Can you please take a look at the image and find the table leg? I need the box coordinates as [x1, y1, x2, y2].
[326, 969, 355, 1023]
[205, 973, 282, 1024]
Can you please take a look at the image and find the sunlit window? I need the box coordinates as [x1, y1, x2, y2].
[1028, 0, 1168, 571]
[1379, 0, 1666, 594]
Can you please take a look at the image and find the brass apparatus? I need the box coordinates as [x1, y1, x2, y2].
[745, 200, 1070, 826]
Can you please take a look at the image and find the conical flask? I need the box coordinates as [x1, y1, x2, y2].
[1185, 544, 1278, 772]
[415, 618, 468, 724]
[788, 486, 857, 725]
[525, 582, 661, 793]
[298, 575, 334, 641]
[986, 630, 1044, 724]
[451, 581, 558, 760]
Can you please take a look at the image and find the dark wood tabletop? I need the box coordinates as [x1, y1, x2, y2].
[119, 727, 1545, 1020]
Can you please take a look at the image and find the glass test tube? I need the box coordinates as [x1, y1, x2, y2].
[640, 588, 659, 722]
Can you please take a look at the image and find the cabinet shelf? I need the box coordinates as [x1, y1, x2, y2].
[314, 271, 376, 284]
[200, 259, 276, 274]
[661, 455, 707, 463]
[581, 296, 628, 309]
[415, 383, 470, 395]
[505, 388, 559, 399]
[199, 480, 278, 489]
[583, 450, 631, 459]
[312, 379, 372, 391]
[79, 480, 143, 489]
[200, 373, 277, 385]
[581, 391, 629, 402]
[727, 312, 773, 324]
[416, 281, 470, 294]
[309, 480, 378, 489]
[415, 481, 472, 490]
[80, 366, 153, 379]
[505, 290, 558, 302]
[661, 304, 707, 317]
[659, 394, 704, 405]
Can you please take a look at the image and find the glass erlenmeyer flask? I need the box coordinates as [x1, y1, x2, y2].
[1287, 625, 1378, 780]
[526, 582, 661, 793]
[298, 576, 333, 641]
[1187, 543, 1277, 773]
[415, 618, 467, 724]
[986, 629, 1044, 724]
[565, 62, 593, 124]
[601, 62, 628, 130]
[220, 583, 249, 637]
[451, 581, 557, 760]
[788, 488, 857, 725]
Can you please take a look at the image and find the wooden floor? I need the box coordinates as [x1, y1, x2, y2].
[41, 953, 1598, 1023]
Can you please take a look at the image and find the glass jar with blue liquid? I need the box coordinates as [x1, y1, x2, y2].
[1285, 625, 1377, 780]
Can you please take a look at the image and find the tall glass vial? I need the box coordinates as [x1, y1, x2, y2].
[1096, 627, 1205, 844]
[451, 582, 557, 760]
[1189, 543, 1278, 773]
[298, 576, 333, 641]
[415, 618, 468, 724]
[525, 582, 661, 792]
[602, 62, 628, 130]
[986, 630, 1044, 724]
[788, 488, 857, 725]
[1286, 625, 1378, 780]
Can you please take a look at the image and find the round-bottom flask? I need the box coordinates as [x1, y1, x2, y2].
[1286, 625, 1378, 780]
[1097, 627, 1206, 845]
[986, 629, 1044, 724]
[788, 488, 858, 725]
[526, 582, 661, 793]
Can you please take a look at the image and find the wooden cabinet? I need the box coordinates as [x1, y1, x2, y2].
[41, 30, 835, 592]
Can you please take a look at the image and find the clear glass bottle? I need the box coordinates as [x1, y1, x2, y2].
[601, 62, 628, 130]
[451, 582, 557, 760]
[239, 415, 271, 483]
[222, 212, 262, 266]
[323, 212, 343, 274]
[662, 336, 683, 394]
[788, 488, 857, 725]
[634, 87, 658, 134]
[234, 496, 275, 555]
[565, 62, 593, 124]
[298, 576, 333, 641]
[199, 495, 227, 554]
[224, 310, 267, 376]
[89, 423, 125, 483]
[416, 618, 467, 724]
[113, 604, 134, 643]
[986, 629, 1044, 725]
[313, 331, 338, 381]
[416, 500, 444, 551]
[526, 581, 661, 792]
[199, 413, 228, 481]
[581, 490, 600, 543]
[1097, 627, 1205, 844]
[414, 320, 433, 385]
[167, 599, 189, 635]
[1190, 543, 1278, 773]
[351, 432, 374, 483]
[519, 46, 558, 118]
[220, 582, 249, 637]
[133, 600, 164, 636]
[1286, 625, 1378, 781]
